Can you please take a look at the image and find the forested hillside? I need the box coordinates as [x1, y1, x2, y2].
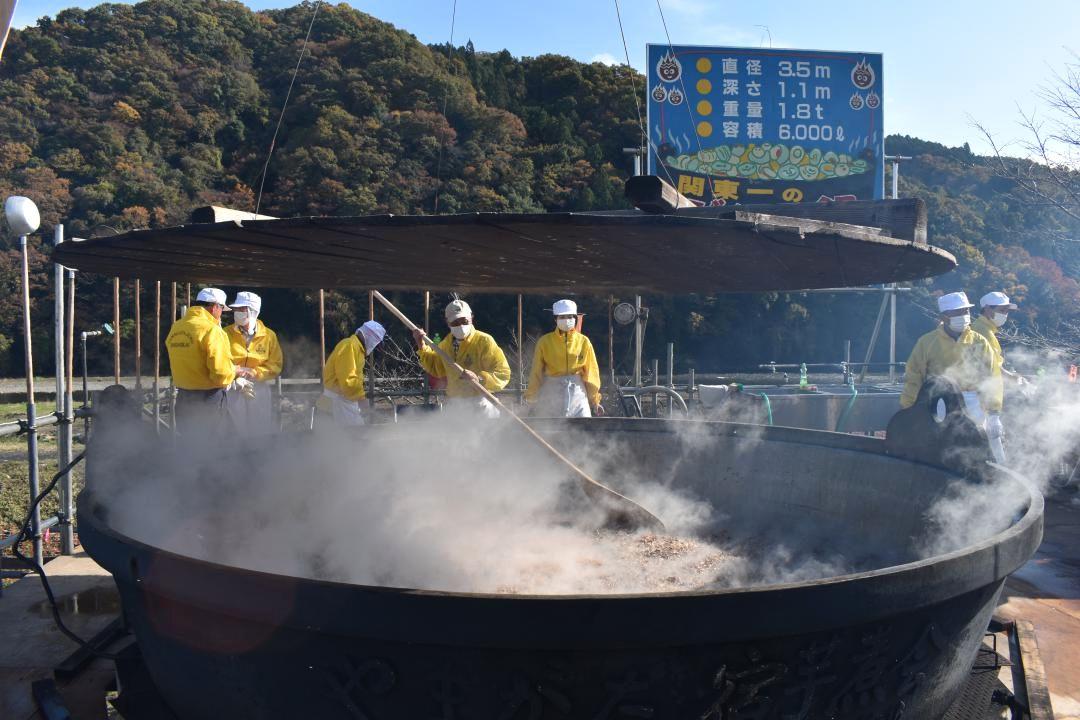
[0, 0, 1076, 377]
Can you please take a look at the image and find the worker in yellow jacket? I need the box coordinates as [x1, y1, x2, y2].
[225, 291, 284, 435]
[412, 299, 510, 418]
[900, 291, 998, 427]
[525, 299, 604, 417]
[972, 291, 1019, 461]
[165, 287, 236, 433]
[321, 321, 386, 426]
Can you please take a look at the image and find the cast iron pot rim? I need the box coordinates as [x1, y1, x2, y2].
[78, 461, 1041, 602]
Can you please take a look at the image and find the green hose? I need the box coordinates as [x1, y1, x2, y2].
[834, 383, 858, 432]
[757, 392, 773, 425]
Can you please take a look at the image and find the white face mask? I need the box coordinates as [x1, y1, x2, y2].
[947, 314, 970, 333]
[992, 312, 1009, 327]
[234, 309, 257, 333]
[450, 323, 472, 340]
[557, 317, 577, 332]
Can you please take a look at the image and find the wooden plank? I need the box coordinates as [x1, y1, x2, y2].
[1015, 619, 1056, 720]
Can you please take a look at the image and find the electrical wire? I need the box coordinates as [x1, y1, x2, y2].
[254, 1, 322, 215]
[11, 452, 121, 660]
[612, 0, 679, 190]
[655, 0, 717, 202]
[433, 0, 459, 215]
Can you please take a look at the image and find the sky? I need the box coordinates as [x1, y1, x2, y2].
[11, 0, 1080, 155]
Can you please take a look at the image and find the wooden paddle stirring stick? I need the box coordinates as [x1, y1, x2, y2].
[372, 290, 665, 532]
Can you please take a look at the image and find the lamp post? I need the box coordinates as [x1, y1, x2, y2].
[5, 196, 42, 565]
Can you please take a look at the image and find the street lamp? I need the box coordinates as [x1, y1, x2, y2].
[5, 195, 42, 564]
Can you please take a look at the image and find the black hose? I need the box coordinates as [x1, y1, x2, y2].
[11, 452, 122, 660]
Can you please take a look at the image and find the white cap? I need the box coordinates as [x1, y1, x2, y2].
[195, 288, 230, 308]
[445, 299, 472, 321]
[937, 291, 973, 313]
[979, 291, 1017, 310]
[230, 291, 262, 314]
[357, 320, 386, 355]
[552, 299, 578, 316]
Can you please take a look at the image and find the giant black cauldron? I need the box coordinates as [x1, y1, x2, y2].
[78, 417, 1042, 720]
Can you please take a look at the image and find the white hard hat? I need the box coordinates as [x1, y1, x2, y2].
[937, 291, 973, 313]
[357, 320, 386, 354]
[230, 291, 262, 314]
[195, 288, 230, 308]
[445, 299, 472, 321]
[979, 291, 1017, 310]
[552, 299, 578, 316]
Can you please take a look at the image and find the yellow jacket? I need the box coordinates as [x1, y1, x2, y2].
[899, 325, 999, 412]
[165, 306, 236, 390]
[525, 329, 602, 407]
[418, 330, 511, 398]
[226, 320, 283, 382]
[971, 315, 1005, 411]
[323, 335, 368, 402]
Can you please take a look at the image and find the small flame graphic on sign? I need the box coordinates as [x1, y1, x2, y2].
[865, 91, 880, 109]
[657, 50, 682, 83]
[651, 84, 667, 103]
[849, 93, 864, 110]
[668, 87, 684, 106]
[851, 59, 875, 89]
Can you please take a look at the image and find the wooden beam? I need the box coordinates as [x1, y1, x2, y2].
[624, 175, 698, 213]
[189, 206, 278, 224]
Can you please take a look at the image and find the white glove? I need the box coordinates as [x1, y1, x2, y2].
[235, 377, 256, 400]
[986, 414, 1004, 440]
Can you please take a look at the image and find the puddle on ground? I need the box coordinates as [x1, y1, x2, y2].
[29, 584, 120, 617]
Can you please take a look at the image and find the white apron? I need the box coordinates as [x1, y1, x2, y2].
[325, 389, 365, 427]
[227, 380, 274, 435]
[444, 396, 500, 419]
[534, 375, 591, 418]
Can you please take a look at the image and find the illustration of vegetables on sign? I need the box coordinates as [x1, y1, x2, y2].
[646, 46, 884, 205]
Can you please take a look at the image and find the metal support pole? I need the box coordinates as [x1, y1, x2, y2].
[112, 277, 120, 384]
[423, 291, 430, 334]
[53, 225, 71, 554]
[185, 282, 191, 309]
[318, 289, 326, 369]
[169, 282, 177, 432]
[666, 343, 674, 387]
[134, 278, 142, 389]
[368, 290, 374, 321]
[607, 296, 616, 388]
[633, 295, 643, 387]
[81, 334, 90, 441]
[858, 293, 891, 384]
[844, 339, 852, 385]
[20, 234, 42, 566]
[516, 294, 523, 404]
[423, 290, 431, 403]
[651, 358, 659, 416]
[62, 268, 74, 555]
[153, 281, 161, 434]
[889, 287, 897, 383]
[882, 154, 910, 385]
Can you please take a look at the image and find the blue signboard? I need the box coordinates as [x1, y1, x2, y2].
[646, 45, 884, 206]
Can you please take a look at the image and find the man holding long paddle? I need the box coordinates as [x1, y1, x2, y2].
[375, 291, 664, 531]
[412, 299, 511, 418]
